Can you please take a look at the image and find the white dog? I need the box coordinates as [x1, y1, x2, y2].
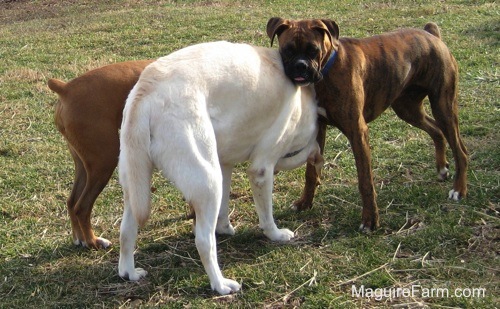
[118, 41, 323, 295]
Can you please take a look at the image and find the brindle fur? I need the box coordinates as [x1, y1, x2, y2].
[267, 18, 468, 230]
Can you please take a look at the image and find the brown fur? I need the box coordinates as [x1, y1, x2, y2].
[49, 60, 153, 248]
[267, 18, 468, 230]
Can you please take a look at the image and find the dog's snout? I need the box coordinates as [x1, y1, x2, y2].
[295, 60, 308, 71]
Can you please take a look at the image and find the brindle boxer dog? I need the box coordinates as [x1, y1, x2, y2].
[267, 18, 468, 230]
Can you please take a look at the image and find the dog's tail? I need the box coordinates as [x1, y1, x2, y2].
[119, 84, 154, 227]
[47, 78, 67, 94]
[424, 22, 441, 39]
[49, 79, 67, 134]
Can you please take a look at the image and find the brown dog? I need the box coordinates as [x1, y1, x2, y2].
[48, 60, 153, 249]
[267, 18, 468, 230]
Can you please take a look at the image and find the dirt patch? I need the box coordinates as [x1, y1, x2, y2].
[467, 222, 500, 261]
[0, 0, 97, 24]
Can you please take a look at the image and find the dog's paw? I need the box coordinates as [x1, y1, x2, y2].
[212, 278, 241, 295]
[73, 239, 85, 247]
[96, 237, 112, 249]
[359, 213, 379, 232]
[448, 189, 461, 201]
[120, 268, 148, 281]
[264, 228, 294, 242]
[216, 223, 236, 236]
[438, 167, 449, 181]
[291, 198, 313, 211]
[73, 237, 112, 249]
[359, 223, 375, 233]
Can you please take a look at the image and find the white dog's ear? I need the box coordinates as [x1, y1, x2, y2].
[266, 17, 291, 47]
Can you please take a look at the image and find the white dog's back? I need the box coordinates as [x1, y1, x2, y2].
[127, 42, 312, 164]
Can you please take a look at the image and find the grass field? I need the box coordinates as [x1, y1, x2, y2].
[0, 0, 498, 307]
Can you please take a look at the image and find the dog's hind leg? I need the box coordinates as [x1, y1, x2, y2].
[118, 188, 148, 281]
[67, 144, 115, 249]
[67, 146, 88, 246]
[118, 148, 153, 281]
[216, 164, 236, 236]
[189, 174, 240, 294]
[429, 77, 468, 200]
[392, 91, 450, 181]
[70, 138, 118, 249]
[151, 114, 240, 295]
[197, 164, 235, 236]
[74, 168, 115, 249]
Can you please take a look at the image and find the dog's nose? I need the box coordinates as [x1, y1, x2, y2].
[295, 60, 308, 71]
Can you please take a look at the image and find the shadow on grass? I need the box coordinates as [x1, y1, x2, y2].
[0, 199, 366, 306]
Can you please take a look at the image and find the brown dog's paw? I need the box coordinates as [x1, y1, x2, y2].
[292, 197, 313, 211]
[75, 236, 112, 250]
[359, 216, 380, 232]
[448, 189, 464, 201]
[95, 237, 112, 249]
[359, 224, 375, 233]
[438, 166, 450, 181]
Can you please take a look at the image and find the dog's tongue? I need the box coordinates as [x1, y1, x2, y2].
[294, 77, 306, 82]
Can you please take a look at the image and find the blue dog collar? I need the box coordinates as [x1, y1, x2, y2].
[320, 50, 337, 76]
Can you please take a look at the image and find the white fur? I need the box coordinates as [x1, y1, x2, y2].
[118, 41, 319, 295]
[448, 189, 461, 201]
[74, 237, 112, 249]
[438, 166, 449, 181]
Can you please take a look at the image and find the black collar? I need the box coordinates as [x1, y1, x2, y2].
[283, 147, 304, 158]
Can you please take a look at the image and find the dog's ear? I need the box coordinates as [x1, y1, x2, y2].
[313, 19, 340, 46]
[321, 19, 339, 40]
[266, 17, 291, 47]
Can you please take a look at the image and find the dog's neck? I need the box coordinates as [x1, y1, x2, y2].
[320, 50, 337, 76]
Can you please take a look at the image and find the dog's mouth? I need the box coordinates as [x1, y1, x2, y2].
[292, 76, 310, 86]
[283, 59, 322, 86]
[285, 66, 314, 86]
[289, 71, 321, 86]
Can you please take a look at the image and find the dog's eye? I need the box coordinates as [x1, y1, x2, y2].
[307, 46, 320, 58]
[282, 43, 297, 58]
[283, 48, 295, 59]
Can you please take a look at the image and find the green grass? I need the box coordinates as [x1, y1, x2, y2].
[1, 0, 498, 307]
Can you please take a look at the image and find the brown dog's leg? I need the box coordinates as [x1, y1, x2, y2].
[429, 77, 468, 200]
[67, 144, 115, 249]
[62, 144, 116, 249]
[392, 92, 450, 180]
[293, 121, 327, 211]
[349, 120, 380, 231]
[69, 129, 119, 249]
[73, 161, 116, 249]
[67, 146, 88, 245]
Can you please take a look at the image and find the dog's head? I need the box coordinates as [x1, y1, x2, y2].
[266, 17, 339, 86]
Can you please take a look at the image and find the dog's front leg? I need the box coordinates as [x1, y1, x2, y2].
[248, 164, 294, 241]
[216, 164, 236, 235]
[293, 121, 327, 211]
[349, 123, 380, 231]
